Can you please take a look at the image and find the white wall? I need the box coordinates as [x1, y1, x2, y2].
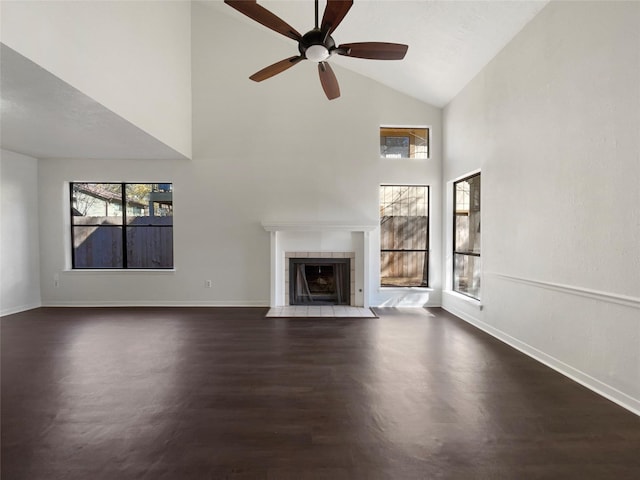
[36, 2, 442, 308]
[0, 150, 41, 315]
[0, 0, 192, 158]
[443, 1, 640, 413]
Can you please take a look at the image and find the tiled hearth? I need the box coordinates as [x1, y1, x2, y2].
[266, 305, 376, 318]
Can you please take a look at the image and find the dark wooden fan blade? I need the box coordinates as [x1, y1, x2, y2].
[318, 62, 340, 100]
[338, 42, 408, 60]
[250, 56, 304, 82]
[224, 0, 301, 41]
[321, 0, 353, 36]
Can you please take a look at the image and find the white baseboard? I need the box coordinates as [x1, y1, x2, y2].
[443, 303, 640, 417]
[1, 302, 42, 317]
[41, 300, 269, 308]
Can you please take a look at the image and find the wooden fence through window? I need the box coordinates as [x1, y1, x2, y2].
[380, 215, 428, 286]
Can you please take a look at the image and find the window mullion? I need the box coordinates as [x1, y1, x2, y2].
[122, 182, 127, 269]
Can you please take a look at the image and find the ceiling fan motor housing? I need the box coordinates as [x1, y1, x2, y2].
[299, 29, 336, 61]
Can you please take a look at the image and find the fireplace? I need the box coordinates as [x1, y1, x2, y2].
[262, 222, 378, 308]
[289, 258, 351, 305]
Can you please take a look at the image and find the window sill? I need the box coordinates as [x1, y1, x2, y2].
[379, 157, 430, 161]
[443, 290, 483, 310]
[64, 269, 176, 274]
[379, 286, 434, 292]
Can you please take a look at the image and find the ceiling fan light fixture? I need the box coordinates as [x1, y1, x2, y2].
[305, 44, 330, 62]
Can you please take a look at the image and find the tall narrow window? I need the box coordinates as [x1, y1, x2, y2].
[453, 173, 481, 299]
[70, 183, 173, 269]
[380, 185, 429, 287]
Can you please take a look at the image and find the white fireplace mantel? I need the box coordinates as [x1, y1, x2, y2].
[262, 222, 378, 232]
[262, 221, 378, 308]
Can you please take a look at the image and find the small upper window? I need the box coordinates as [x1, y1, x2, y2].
[380, 127, 429, 159]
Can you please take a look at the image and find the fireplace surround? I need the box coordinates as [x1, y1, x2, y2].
[262, 222, 377, 308]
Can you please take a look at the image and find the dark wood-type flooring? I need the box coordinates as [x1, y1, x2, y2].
[2, 307, 639, 479]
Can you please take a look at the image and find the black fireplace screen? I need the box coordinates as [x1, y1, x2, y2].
[289, 258, 350, 305]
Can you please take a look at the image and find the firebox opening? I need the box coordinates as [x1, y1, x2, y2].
[289, 258, 350, 305]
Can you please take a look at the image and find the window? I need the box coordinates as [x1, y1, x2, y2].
[453, 173, 480, 299]
[380, 185, 429, 287]
[380, 127, 429, 159]
[70, 183, 173, 269]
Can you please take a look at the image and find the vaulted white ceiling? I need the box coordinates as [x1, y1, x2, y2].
[212, 0, 550, 107]
[0, 0, 550, 161]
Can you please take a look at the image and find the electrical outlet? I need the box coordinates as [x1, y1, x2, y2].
[54, 273, 60, 288]
[205, 280, 212, 288]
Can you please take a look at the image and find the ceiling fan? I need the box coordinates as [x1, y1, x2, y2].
[224, 0, 409, 100]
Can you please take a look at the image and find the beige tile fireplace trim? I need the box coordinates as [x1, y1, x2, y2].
[285, 252, 356, 306]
